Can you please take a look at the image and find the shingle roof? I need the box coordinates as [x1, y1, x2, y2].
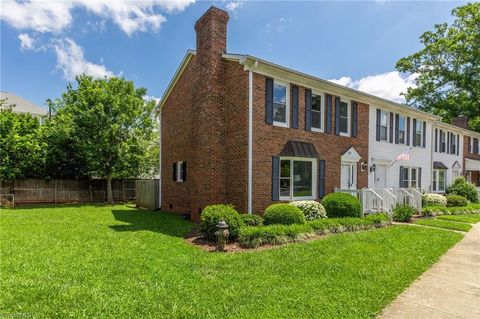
[279, 140, 318, 158]
[433, 161, 448, 170]
[0, 92, 47, 116]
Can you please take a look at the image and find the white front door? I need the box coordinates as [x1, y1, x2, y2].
[374, 164, 387, 188]
[341, 163, 356, 189]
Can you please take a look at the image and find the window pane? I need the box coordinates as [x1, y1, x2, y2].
[415, 134, 421, 146]
[433, 171, 437, 191]
[399, 117, 405, 130]
[273, 103, 286, 122]
[273, 83, 286, 104]
[340, 102, 348, 117]
[280, 179, 290, 197]
[312, 111, 321, 129]
[380, 127, 387, 141]
[381, 112, 388, 126]
[339, 117, 348, 133]
[273, 83, 287, 123]
[293, 161, 312, 197]
[312, 94, 322, 112]
[399, 131, 405, 144]
[280, 160, 290, 178]
[439, 171, 445, 191]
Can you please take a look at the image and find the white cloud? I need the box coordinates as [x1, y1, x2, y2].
[329, 71, 418, 103]
[18, 33, 35, 50]
[225, 1, 243, 13]
[53, 38, 114, 80]
[0, 0, 195, 36]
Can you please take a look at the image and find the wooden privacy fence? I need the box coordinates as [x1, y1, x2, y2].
[0, 179, 141, 205]
[135, 180, 160, 211]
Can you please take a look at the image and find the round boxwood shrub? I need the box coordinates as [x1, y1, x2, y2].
[239, 214, 264, 227]
[200, 204, 244, 241]
[263, 203, 305, 225]
[392, 204, 416, 222]
[289, 200, 327, 220]
[446, 194, 468, 207]
[321, 193, 361, 218]
[423, 193, 447, 207]
[446, 177, 478, 203]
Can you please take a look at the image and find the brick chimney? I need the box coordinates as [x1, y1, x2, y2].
[452, 116, 469, 129]
[194, 6, 229, 58]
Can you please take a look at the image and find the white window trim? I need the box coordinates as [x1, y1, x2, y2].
[398, 115, 406, 144]
[379, 110, 389, 142]
[339, 97, 350, 137]
[432, 169, 447, 193]
[272, 79, 290, 128]
[311, 90, 324, 133]
[440, 131, 446, 153]
[176, 161, 184, 182]
[279, 157, 317, 201]
[414, 121, 423, 148]
[401, 166, 420, 188]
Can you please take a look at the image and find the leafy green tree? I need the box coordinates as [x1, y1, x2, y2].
[396, 2, 480, 132]
[0, 99, 46, 179]
[55, 75, 158, 203]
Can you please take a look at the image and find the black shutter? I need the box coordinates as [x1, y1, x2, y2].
[304, 88, 312, 131]
[334, 96, 340, 135]
[474, 138, 479, 154]
[422, 121, 426, 147]
[182, 162, 187, 181]
[325, 95, 332, 134]
[351, 102, 358, 138]
[399, 166, 404, 187]
[291, 85, 299, 129]
[447, 132, 450, 154]
[265, 77, 274, 125]
[318, 160, 326, 198]
[172, 162, 177, 181]
[376, 109, 381, 141]
[412, 119, 417, 147]
[272, 156, 280, 201]
[394, 114, 399, 144]
[468, 136, 471, 153]
[389, 112, 394, 143]
[406, 117, 411, 145]
[418, 167, 422, 189]
[456, 134, 460, 155]
[434, 129, 438, 152]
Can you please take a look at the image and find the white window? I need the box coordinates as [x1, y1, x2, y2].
[279, 157, 316, 200]
[400, 167, 420, 188]
[273, 80, 289, 127]
[401, 167, 409, 188]
[451, 134, 457, 154]
[410, 167, 418, 188]
[415, 120, 422, 147]
[452, 169, 461, 179]
[398, 116, 406, 144]
[380, 111, 388, 141]
[433, 169, 446, 193]
[440, 131, 446, 153]
[176, 161, 184, 182]
[339, 100, 350, 136]
[311, 92, 323, 131]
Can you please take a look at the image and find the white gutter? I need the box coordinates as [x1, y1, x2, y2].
[247, 70, 253, 214]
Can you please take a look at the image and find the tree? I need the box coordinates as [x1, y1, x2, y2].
[55, 75, 157, 203]
[0, 99, 46, 180]
[396, 2, 480, 132]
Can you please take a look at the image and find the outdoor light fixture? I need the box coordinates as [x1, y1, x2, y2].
[370, 163, 376, 173]
[360, 161, 368, 172]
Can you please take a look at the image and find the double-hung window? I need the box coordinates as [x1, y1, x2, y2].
[415, 121, 422, 147]
[440, 131, 446, 153]
[451, 134, 457, 154]
[380, 111, 388, 141]
[339, 100, 349, 136]
[410, 167, 418, 188]
[433, 169, 446, 192]
[176, 161, 184, 182]
[279, 158, 316, 200]
[311, 92, 323, 131]
[273, 80, 289, 127]
[398, 116, 406, 144]
[401, 167, 409, 188]
[401, 167, 419, 188]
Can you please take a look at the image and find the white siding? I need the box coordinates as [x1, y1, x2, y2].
[368, 105, 433, 192]
[432, 127, 464, 191]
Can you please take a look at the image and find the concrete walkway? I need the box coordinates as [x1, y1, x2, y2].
[379, 223, 480, 319]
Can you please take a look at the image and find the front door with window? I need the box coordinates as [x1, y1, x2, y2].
[341, 163, 356, 189]
[374, 164, 387, 188]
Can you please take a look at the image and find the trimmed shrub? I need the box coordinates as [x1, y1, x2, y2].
[289, 200, 327, 221]
[392, 204, 416, 222]
[264, 203, 305, 225]
[365, 213, 392, 225]
[447, 177, 478, 203]
[446, 194, 468, 207]
[423, 193, 447, 207]
[422, 203, 480, 216]
[200, 204, 244, 241]
[239, 214, 264, 227]
[238, 224, 313, 248]
[322, 193, 361, 218]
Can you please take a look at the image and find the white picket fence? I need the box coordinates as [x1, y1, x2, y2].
[334, 187, 423, 216]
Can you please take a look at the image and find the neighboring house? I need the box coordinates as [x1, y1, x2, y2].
[159, 6, 480, 220]
[463, 129, 480, 187]
[0, 92, 48, 120]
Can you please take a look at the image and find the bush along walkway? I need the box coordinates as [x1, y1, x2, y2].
[379, 222, 480, 319]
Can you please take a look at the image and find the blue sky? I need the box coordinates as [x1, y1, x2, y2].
[0, 1, 464, 110]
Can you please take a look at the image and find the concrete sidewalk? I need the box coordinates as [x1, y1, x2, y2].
[379, 223, 480, 319]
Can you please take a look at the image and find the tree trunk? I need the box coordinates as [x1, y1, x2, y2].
[107, 174, 113, 204]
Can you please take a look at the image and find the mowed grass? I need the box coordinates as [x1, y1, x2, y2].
[436, 214, 480, 224]
[413, 218, 472, 232]
[0, 205, 463, 319]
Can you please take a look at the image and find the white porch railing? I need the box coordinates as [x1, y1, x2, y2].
[407, 187, 423, 212]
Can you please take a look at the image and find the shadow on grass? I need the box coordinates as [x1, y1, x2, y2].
[110, 209, 193, 238]
[10, 202, 133, 210]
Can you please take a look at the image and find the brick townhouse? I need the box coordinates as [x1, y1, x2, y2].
[158, 6, 480, 221]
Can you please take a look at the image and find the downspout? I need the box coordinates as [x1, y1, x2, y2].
[247, 69, 253, 214]
[158, 107, 162, 209]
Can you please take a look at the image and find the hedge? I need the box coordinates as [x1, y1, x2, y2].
[422, 203, 480, 217]
[322, 193, 362, 218]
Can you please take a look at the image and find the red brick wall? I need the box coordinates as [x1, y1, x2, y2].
[463, 135, 480, 186]
[251, 73, 370, 214]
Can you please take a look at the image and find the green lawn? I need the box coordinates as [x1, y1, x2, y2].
[436, 214, 480, 224]
[412, 218, 472, 232]
[0, 205, 463, 318]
